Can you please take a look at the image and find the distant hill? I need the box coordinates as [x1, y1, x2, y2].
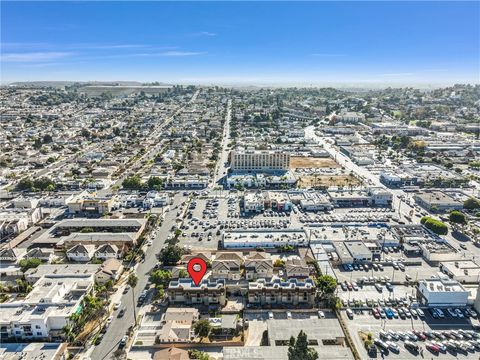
[7, 81, 148, 88]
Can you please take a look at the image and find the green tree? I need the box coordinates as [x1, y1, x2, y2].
[127, 273, 139, 326]
[420, 216, 448, 235]
[193, 319, 212, 339]
[150, 269, 171, 287]
[288, 330, 319, 360]
[178, 269, 189, 278]
[127, 273, 138, 288]
[449, 211, 467, 226]
[147, 176, 164, 191]
[16, 177, 34, 191]
[19, 258, 42, 272]
[122, 175, 144, 190]
[159, 245, 184, 265]
[316, 274, 337, 295]
[43, 134, 53, 143]
[189, 349, 210, 360]
[464, 197, 480, 210]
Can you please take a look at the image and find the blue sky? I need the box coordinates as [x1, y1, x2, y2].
[1, 1, 479, 85]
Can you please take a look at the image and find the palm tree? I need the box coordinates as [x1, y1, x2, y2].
[127, 274, 139, 326]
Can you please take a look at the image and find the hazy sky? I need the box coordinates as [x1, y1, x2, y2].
[1, 1, 479, 85]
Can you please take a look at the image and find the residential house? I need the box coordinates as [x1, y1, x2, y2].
[285, 258, 310, 279]
[95, 259, 123, 284]
[248, 278, 316, 307]
[66, 244, 95, 262]
[244, 252, 274, 280]
[180, 252, 212, 265]
[167, 279, 226, 306]
[94, 244, 120, 260]
[25, 248, 54, 263]
[0, 248, 22, 262]
[211, 252, 243, 280]
[153, 348, 189, 360]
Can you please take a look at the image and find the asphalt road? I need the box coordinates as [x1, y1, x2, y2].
[91, 193, 186, 360]
[212, 98, 231, 187]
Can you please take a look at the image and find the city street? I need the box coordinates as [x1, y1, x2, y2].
[90, 193, 186, 360]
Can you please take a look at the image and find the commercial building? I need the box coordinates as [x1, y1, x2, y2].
[265, 191, 292, 211]
[334, 241, 373, 264]
[243, 192, 265, 213]
[335, 111, 365, 124]
[413, 190, 463, 212]
[417, 276, 469, 307]
[327, 188, 392, 207]
[67, 194, 114, 215]
[288, 191, 332, 212]
[440, 261, 480, 284]
[380, 171, 418, 188]
[230, 149, 290, 172]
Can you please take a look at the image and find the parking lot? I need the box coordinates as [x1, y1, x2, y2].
[341, 309, 480, 359]
[334, 258, 440, 285]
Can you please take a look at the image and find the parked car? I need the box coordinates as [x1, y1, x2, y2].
[426, 342, 440, 353]
[346, 308, 354, 319]
[119, 335, 128, 348]
[404, 340, 419, 352]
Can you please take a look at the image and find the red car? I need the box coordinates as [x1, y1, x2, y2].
[372, 308, 380, 319]
[426, 342, 440, 353]
[413, 330, 427, 341]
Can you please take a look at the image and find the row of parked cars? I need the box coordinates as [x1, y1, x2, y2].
[376, 329, 480, 354]
[224, 219, 290, 229]
[342, 295, 415, 309]
[430, 307, 478, 319]
[372, 306, 425, 319]
[342, 263, 384, 271]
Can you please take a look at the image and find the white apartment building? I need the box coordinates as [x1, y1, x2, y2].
[230, 149, 290, 172]
[0, 274, 94, 341]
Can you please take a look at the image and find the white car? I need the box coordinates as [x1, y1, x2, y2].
[318, 310, 325, 319]
[268, 311, 274, 320]
[286, 311, 292, 319]
[106, 316, 113, 324]
[113, 302, 121, 310]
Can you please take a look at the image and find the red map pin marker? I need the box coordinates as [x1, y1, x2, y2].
[187, 257, 207, 286]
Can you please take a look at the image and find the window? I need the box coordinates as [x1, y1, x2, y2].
[36, 332, 42, 336]
[35, 325, 41, 329]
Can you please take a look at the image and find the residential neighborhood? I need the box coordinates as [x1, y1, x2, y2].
[0, 81, 479, 360]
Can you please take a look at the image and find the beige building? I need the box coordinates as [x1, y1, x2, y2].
[211, 252, 243, 280]
[168, 279, 226, 306]
[67, 194, 113, 215]
[230, 149, 290, 172]
[245, 252, 274, 280]
[248, 278, 316, 307]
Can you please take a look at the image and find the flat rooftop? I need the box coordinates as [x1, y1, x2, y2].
[0, 343, 64, 360]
